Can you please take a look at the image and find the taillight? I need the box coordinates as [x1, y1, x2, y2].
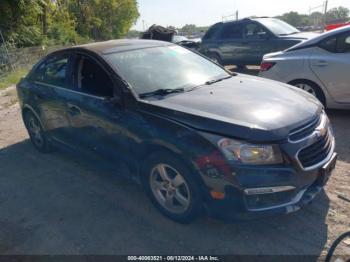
[260, 62, 276, 71]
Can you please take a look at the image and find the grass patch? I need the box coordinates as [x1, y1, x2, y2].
[0, 68, 29, 90]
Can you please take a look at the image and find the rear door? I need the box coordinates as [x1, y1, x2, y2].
[310, 31, 350, 103]
[28, 53, 73, 142]
[216, 22, 246, 65]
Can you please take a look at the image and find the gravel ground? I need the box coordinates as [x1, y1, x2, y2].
[0, 84, 349, 258]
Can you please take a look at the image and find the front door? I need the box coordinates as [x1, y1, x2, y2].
[241, 22, 274, 65]
[65, 54, 130, 164]
[310, 32, 350, 104]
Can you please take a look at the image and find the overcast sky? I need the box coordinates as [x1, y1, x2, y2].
[132, 0, 350, 30]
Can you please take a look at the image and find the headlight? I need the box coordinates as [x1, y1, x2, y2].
[201, 132, 283, 165]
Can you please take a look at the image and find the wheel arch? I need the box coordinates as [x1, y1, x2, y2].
[136, 141, 208, 197]
[287, 78, 327, 106]
[22, 105, 45, 130]
[207, 51, 222, 62]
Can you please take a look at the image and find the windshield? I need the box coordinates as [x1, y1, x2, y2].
[257, 18, 300, 35]
[105, 45, 230, 96]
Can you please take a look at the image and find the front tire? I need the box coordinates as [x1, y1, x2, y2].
[23, 111, 52, 153]
[142, 152, 202, 223]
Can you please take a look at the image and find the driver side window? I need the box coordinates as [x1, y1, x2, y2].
[76, 56, 114, 97]
[244, 23, 268, 39]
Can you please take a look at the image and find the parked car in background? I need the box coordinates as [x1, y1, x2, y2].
[325, 21, 350, 31]
[172, 35, 201, 50]
[140, 25, 200, 50]
[17, 40, 336, 223]
[259, 25, 350, 109]
[200, 17, 318, 67]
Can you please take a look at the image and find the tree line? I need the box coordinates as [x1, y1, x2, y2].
[0, 0, 139, 47]
[277, 6, 349, 29]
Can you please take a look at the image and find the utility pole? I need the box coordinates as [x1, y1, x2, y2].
[324, 0, 328, 31]
[222, 10, 239, 22]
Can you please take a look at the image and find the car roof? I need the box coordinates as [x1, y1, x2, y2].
[287, 25, 350, 51]
[219, 17, 272, 24]
[60, 39, 173, 55]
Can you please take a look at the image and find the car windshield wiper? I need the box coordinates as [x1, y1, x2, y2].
[205, 75, 232, 85]
[139, 88, 185, 98]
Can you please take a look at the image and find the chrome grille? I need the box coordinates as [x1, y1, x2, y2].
[289, 115, 320, 142]
[298, 128, 332, 168]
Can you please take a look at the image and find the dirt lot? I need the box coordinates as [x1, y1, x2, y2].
[0, 83, 349, 257]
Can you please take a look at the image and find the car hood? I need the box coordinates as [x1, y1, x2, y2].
[138, 75, 322, 142]
[278, 32, 319, 40]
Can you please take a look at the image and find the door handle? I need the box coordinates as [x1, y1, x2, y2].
[67, 103, 81, 116]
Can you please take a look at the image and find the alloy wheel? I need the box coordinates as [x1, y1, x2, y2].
[149, 163, 191, 214]
[27, 115, 44, 148]
[295, 83, 317, 97]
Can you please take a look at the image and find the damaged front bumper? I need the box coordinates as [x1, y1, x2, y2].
[203, 153, 337, 221]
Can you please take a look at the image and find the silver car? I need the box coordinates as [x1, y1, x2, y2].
[259, 25, 350, 109]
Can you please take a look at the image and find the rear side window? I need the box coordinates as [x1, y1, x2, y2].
[319, 37, 337, 52]
[32, 56, 69, 87]
[203, 24, 221, 40]
[319, 32, 350, 53]
[336, 33, 350, 53]
[220, 23, 243, 40]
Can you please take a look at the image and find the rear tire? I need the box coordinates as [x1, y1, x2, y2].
[141, 152, 202, 223]
[23, 111, 52, 153]
[290, 80, 326, 106]
[236, 65, 246, 71]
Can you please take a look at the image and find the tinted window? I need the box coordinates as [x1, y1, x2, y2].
[203, 24, 221, 40]
[319, 37, 337, 52]
[220, 23, 243, 39]
[336, 33, 350, 53]
[244, 23, 269, 39]
[76, 57, 114, 97]
[105, 45, 230, 96]
[33, 56, 68, 86]
[319, 32, 350, 53]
